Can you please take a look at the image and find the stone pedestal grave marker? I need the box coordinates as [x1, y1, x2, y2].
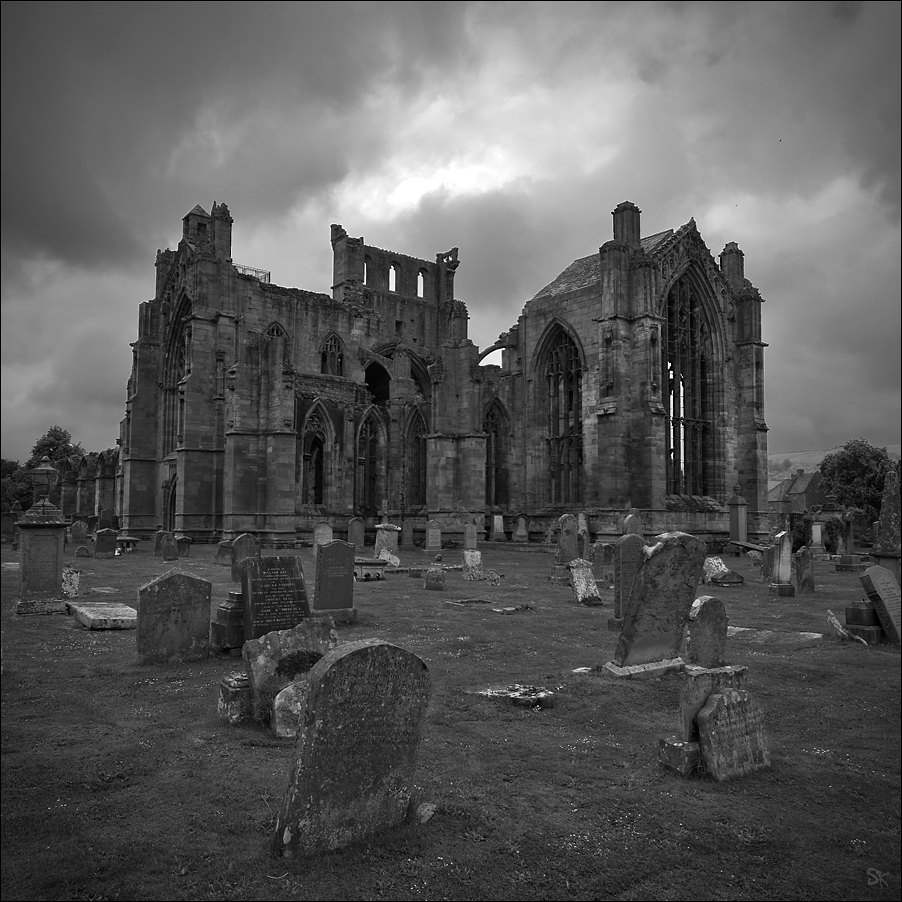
[688, 596, 728, 667]
[793, 546, 815, 594]
[609, 532, 646, 630]
[697, 688, 770, 781]
[231, 533, 262, 582]
[16, 501, 68, 615]
[241, 556, 311, 640]
[347, 517, 365, 550]
[859, 565, 901, 644]
[607, 531, 706, 675]
[568, 558, 602, 606]
[136, 571, 212, 664]
[314, 540, 356, 624]
[272, 639, 431, 858]
[769, 530, 795, 596]
[462, 549, 484, 581]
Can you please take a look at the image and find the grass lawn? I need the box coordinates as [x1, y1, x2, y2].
[1, 540, 899, 901]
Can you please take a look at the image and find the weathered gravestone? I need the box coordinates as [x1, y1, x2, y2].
[555, 514, 579, 567]
[697, 688, 770, 781]
[241, 556, 311, 640]
[760, 545, 775, 583]
[61, 566, 80, 598]
[75, 545, 92, 558]
[242, 618, 339, 721]
[872, 469, 901, 581]
[136, 571, 212, 664]
[94, 527, 118, 560]
[462, 549, 484, 581]
[347, 517, 365, 550]
[400, 520, 414, 548]
[160, 532, 179, 562]
[214, 539, 233, 566]
[513, 515, 529, 543]
[577, 512, 591, 558]
[793, 546, 815, 594]
[313, 522, 333, 551]
[272, 639, 431, 858]
[464, 522, 478, 550]
[153, 529, 167, 557]
[491, 514, 506, 542]
[231, 532, 262, 582]
[769, 530, 794, 596]
[424, 566, 445, 590]
[70, 520, 89, 546]
[97, 508, 115, 531]
[609, 531, 706, 671]
[426, 520, 442, 551]
[688, 596, 728, 668]
[175, 534, 192, 557]
[314, 540, 356, 624]
[374, 523, 400, 559]
[623, 513, 644, 536]
[568, 558, 602, 605]
[611, 533, 646, 627]
[859, 565, 901, 644]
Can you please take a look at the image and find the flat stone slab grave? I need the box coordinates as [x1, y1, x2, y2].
[67, 601, 137, 630]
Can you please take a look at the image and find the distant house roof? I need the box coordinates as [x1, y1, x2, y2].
[767, 479, 795, 503]
[530, 228, 679, 300]
[788, 471, 821, 495]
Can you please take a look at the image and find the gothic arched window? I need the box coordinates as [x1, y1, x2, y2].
[543, 328, 583, 504]
[484, 400, 509, 508]
[405, 411, 428, 510]
[662, 277, 713, 496]
[320, 334, 344, 376]
[356, 412, 384, 515]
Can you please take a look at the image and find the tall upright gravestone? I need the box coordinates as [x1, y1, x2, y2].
[137, 571, 212, 664]
[231, 532, 262, 582]
[610, 532, 706, 669]
[611, 533, 646, 626]
[272, 640, 431, 858]
[555, 514, 579, 566]
[769, 530, 794, 596]
[241, 556, 311, 640]
[347, 517, 365, 550]
[314, 540, 356, 624]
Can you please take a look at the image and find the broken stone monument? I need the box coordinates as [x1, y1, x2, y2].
[568, 558, 602, 606]
[687, 596, 728, 668]
[697, 688, 771, 781]
[374, 523, 401, 559]
[272, 639, 431, 858]
[793, 545, 815, 594]
[424, 566, 445, 590]
[606, 531, 706, 675]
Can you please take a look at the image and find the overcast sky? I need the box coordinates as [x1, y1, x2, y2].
[2, 1, 899, 466]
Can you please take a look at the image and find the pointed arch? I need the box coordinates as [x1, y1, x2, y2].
[534, 321, 584, 504]
[297, 400, 335, 507]
[162, 293, 193, 455]
[658, 262, 725, 496]
[356, 406, 388, 515]
[483, 398, 510, 508]
[404, 408, 428, 511]
[320, 332, 345, 376]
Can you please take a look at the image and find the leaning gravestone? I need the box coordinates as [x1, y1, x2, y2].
[859, 565, 901, 644]
[611, 531, 706, 669]
[214, 539, 233, 566]
[374, 523, 400, 559]
[136, 571, 212, 664]
[697, 688, 770, 781]
[555, 514, 579, 566]
[612, 533, 646, 621]
[272, 639, 431, 858]
[241, 556, 311, 640]
[688, 596, 728, 668]
[568, 558, 602, 605]
[160, 532, 179, 561]
[231, 532, 262, 582]
[347, 517, 365, 550]
[314, 540, 356, 623]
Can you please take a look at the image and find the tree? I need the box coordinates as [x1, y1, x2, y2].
[819, 438, 900, 524]
[25, 425, 82, 469]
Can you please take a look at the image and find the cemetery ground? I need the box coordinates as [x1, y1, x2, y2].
[1, 542, 899, 902]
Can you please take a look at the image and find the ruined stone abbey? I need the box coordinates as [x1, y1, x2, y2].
[114, 200, 769, 545]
